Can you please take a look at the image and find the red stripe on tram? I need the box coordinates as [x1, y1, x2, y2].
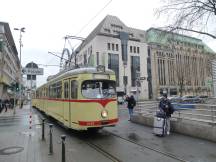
[78, 118, 118, 126]
[40, 98, 116, 107]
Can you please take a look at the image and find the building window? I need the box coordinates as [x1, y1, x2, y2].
[96, 52, 99, 65]
[131, 56, 140, 86]
[111, 24, 123, 29]
[134, 46, 136, 53]
[104, 28, 110, 33]
[130, 46, 132, 53]
[107, 43, 110, 50]
[112, 43, 115, 51]
[137, 47, 140, 54]
[116, 44, 119, 51]
[84, 54, 87, 65]
[108, 53, 119, 86]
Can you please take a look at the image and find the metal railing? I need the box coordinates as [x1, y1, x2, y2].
[134, 102, 216, 124]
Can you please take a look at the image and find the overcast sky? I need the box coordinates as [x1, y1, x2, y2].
[1, 0, 215, 86]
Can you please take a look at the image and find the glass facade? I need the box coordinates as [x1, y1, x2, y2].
[131, 56, 140, 86]
[108, 53, 119, 86]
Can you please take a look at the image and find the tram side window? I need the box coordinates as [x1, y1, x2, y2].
[49, 84, 54, 98]
[49, 81, 62, 98]
[64, 82, 69, 99]
[71, 80, 78, 99]
[56, 81, 62, 98]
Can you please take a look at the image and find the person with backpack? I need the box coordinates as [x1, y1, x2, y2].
[158, 93, 174, 135]
[126, 94, 136, 121]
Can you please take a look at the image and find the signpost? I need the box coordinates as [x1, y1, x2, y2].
[23, 63, 43, 118]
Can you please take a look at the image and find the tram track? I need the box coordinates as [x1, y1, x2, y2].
[34, 108, 189, 162]
[85, 140, 122, 162]
[103, 130, 189, 162]
[34, 109, 122, 162]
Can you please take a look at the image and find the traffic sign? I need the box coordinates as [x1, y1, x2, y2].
[22, 68, 44, 75]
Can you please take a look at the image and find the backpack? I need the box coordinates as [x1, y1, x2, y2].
[159, 99, 174, 115]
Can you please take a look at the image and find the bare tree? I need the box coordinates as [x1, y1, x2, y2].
[174, 59, 187, 97]
[156, 0, 216, 39]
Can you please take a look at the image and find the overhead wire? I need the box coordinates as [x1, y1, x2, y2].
[58, 0, 113, 69]
[37, 64, 60, 67]
[75, 0, 112, 36]
[69, 0, 113, 50]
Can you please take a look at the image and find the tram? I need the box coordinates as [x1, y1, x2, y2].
[32, 65, 118, 131]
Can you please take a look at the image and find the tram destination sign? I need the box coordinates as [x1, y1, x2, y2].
[22, 68, 44, 75]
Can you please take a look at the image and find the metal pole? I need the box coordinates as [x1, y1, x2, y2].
[19, 30, 22, 109]
[61, 135, 66, 162]
[13, 97, 16, 115]
[211, 106, 214, 123]
[42, 118, 45, 141]
[19, 30, 22, 65]
[30, 62, 33, 113]
[49, 124, 53, 155]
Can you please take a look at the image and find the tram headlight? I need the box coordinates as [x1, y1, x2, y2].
[101, 110, 108, 118]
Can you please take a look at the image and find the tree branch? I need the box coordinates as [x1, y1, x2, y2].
[168, 26, 216, 39]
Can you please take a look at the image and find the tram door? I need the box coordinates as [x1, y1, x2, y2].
[63, 80, 70, 127]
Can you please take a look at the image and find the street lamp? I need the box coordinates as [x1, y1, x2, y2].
[14, 27, 25, 108]
[14, 27, 25, 65]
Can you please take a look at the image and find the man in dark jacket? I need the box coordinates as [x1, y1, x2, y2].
[159, 93, 174, 135]
[126, 94, 136, 121]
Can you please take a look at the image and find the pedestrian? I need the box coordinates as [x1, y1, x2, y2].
[158, 93, 174, 135]
[126, 94, 136, 121]
[20, 99, 23, 108]
[0, 99, 3, 113]
[3, 98, 9, 112]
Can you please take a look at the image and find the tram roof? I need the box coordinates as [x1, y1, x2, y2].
[47, 66, 115, 83]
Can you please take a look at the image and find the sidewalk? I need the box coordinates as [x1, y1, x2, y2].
[0, 104, 61, 162]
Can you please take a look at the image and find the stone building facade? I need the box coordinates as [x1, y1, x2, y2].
[0, 22, 20, 98]
[71, 15, 149, 100]
[146, 28, 215, 99]
[65, 16, 215, 100]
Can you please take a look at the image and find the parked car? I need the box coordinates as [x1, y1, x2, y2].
[181, 95, 202, 103]
[168, 96, 182, 103]
[196, 95, 208, 103]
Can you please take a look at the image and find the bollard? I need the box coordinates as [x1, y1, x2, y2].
[29, 113, 32, 129]
[61, 135, 66, 162]
[49, 124, 53, 155]
[42, 118, 45, 141]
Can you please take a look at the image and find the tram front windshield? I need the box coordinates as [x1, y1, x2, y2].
[81, 80, 116, 99]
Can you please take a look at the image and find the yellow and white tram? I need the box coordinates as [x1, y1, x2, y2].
[32, 66, 118, 131]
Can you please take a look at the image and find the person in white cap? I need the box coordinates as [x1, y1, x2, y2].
[159, 93, 174, 135]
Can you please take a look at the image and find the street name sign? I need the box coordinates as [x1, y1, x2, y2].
[22, 68, 44, 75]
